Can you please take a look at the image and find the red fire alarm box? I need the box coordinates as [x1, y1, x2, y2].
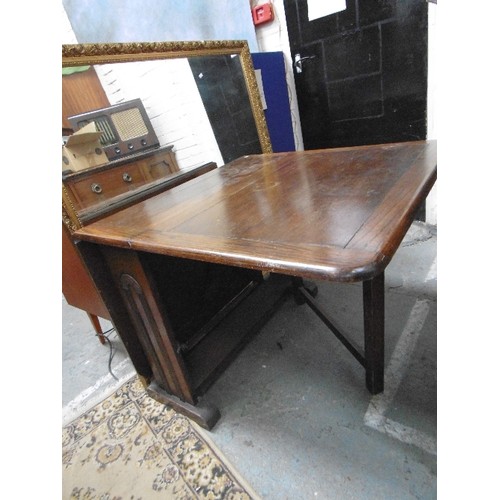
[252, 3, 274, 26]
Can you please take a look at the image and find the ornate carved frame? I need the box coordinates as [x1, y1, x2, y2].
[62, 40, 273, 231]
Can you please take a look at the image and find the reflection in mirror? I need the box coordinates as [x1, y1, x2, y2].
[63, 56, 263, 172]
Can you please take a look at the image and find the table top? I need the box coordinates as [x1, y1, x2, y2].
[74, 140, 437, 282]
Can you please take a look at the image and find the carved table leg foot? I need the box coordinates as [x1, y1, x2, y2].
[147, 381, 221, 430]
[87, 313, 106, 345]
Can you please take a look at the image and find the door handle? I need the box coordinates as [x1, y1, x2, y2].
[294, 53, 317, 73]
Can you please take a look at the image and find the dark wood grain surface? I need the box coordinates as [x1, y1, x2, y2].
[74, 141, 436, 282]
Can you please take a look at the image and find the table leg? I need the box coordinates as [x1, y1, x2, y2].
[291, 277, 318, 304]
[87, 313, 106, 345]
[363, 272, 385, 394]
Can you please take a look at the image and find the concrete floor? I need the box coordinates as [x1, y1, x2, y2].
[62, 221, 437, 499]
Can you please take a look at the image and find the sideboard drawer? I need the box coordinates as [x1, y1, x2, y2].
[67, 162, 148, 209]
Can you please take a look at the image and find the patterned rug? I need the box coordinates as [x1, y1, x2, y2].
[62, 376, 260, 499]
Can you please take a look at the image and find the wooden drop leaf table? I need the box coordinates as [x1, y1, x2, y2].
[73, 140, 437, 429]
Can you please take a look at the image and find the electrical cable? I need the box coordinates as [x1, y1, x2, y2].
[96, 327, 119, 381]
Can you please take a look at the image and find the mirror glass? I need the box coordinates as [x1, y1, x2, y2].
[62, 41, 271, 173]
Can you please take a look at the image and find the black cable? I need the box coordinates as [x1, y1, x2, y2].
[96, 327, 119, 381]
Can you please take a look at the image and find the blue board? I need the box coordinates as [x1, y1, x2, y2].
[251, 52, 296, 152]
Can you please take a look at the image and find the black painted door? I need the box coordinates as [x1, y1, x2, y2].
[284, 0, 429, 149]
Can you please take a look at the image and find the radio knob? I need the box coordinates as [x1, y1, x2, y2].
[127, 143, 134, 150]
[114, 147, 121, 155]
[122, 173, 133, 183]
[141, 139, 147, 146]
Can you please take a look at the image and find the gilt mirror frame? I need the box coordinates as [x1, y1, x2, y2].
[62, 40, 273, 232]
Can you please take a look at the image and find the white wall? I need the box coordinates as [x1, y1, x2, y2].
[62, 0, 259, 51]
[61, 3, 77, 43]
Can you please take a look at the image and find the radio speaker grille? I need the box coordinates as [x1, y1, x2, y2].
[111, 108, 149, 140]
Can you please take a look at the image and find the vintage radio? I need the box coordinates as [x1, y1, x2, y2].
[68, 98, 160, 161]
